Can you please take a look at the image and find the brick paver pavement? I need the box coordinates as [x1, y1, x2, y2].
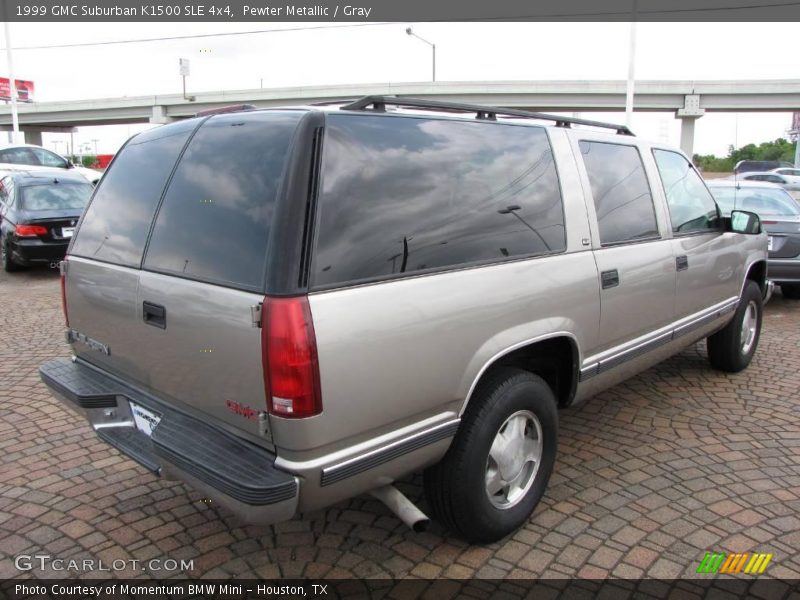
[1, 267, 799, 581]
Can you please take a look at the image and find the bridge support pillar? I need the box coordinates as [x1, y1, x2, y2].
[23, 129, 43, 146]
[150, 105, 175, 124]
[676, 94, 705, 159]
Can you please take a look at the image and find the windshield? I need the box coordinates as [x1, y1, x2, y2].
[710, 185, 800, 217]
[20, 182, 93, 211]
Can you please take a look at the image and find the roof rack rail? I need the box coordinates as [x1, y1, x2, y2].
[340, 95, 634, 136]
[195, 103, 256, 117]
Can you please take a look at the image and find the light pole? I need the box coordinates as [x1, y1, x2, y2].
[3, 22, 19, 144]
[92, 139, 99, 155]
[405, 27, 436, 82]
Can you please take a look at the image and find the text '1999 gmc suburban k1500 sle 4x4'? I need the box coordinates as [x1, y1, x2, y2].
[40, 97, 768, 543]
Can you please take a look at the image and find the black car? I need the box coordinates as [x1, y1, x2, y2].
[0, 170, 93, 271]
[708, 179, 800, 299]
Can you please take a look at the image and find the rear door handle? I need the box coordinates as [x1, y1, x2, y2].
[676, 255, 689, 271]
[142, 301, 166, 329]
[600, 269, 619, 289]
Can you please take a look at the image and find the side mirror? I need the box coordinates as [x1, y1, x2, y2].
[729, 210, 761, 235]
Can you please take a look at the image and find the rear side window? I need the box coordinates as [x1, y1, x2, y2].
[71, 120, 198, 267]
[143, 111, 303, 291]
[311, 114, 565, 288]
[579, 141, 659, 245]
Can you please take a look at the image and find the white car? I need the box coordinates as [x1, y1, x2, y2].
[732, 171, 800, 200]
[0, 143, 103, 184]
[772, 167, 800, 178]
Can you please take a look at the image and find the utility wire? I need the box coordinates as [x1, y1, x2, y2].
[0, 22, 396, 51]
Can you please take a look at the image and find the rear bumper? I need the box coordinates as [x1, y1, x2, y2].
[767, 258, 800, 285]
[39, 357, 299, 525]
[11, 238, 69, 266]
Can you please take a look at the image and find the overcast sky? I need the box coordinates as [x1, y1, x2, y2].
[2, 21, 797, 156]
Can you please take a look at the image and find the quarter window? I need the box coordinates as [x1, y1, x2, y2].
[28, 147, 69, 169]
[311, 114, 566, 287]
[579, 141, 659, 245]
[653, 149, 719, 234]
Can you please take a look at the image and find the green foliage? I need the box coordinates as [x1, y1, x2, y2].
[80, 155, 97, 168]
[694, 138, 796, 173]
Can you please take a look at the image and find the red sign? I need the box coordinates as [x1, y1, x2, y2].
[0, 77, 34, 102]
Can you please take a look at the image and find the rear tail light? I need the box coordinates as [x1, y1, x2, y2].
[261, 295, 322, 418]
[60, 260, 69, 326]
[15, 224, 48, 237]
[762, 220, 777, 225]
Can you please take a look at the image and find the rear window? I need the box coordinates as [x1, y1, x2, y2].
[143, 111, 303, 291]
[311, 114, 565, 288]
[71, 119, 199, 267]
[20, 182, 93, 211]
[710, 185, 800, 217]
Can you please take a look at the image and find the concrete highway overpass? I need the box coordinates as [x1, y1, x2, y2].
[2, 79, 799, 155]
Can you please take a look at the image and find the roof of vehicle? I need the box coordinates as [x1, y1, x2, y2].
[189, 96, 637, 138]
[0, 142, 63, 151]
[0, 169, 91, 185]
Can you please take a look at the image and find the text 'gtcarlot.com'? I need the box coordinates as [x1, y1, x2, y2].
[14, 554, 193, 572]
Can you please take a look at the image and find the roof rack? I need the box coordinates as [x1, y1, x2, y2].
[340, 95, 634, 136]
[195, 103, 256, 117]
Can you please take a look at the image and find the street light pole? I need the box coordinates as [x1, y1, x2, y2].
[3, 22, 19, 144]
[624, 0, 638, 129]
[406, 27, 436, 82]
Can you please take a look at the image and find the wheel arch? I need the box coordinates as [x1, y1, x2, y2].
[743, 259, 767, 296]
[460, 333, 580, 414]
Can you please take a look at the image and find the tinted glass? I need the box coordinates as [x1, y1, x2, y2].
[28, 148, 69, 169]
[579, 141, 658, 245]
[20, 182, 93, 210]
[653, 149, 719, 234]
[312, 114, 565, 287]
[0, 147, 37, 165]
[144, 111, 302, 291]
[710, 185, 800, 217]
[71, 120, 198, 267]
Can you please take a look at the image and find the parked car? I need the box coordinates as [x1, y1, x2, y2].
[734, 159, 793, 174]
[733, 171, 800, 200]
[771, 167, 800, 178]
[0, 143, 102, 184]
[39, 97, 767, 543]
[0, 170, 93, 271]
[708, 180, 800, 299]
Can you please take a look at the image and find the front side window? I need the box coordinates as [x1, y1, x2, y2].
[311, 114, 566, 288]
[579, 141, 659, 245]
[28, 148, 69, 169]
[653, 149, 719, 234]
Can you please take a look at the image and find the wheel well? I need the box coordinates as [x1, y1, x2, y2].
[746, 260, 767, 294]
[478, 336, 578, 408]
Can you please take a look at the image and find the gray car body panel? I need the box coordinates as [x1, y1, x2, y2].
[47, 108, 768, 526]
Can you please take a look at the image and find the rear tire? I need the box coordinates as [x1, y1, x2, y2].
[2, 238, 20, 272]
[424, 368, 558, 543]
[707, 281, 762, 372]
[781, 284, 800, 300]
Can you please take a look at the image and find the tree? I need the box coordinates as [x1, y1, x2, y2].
[694, 138, 796, 173]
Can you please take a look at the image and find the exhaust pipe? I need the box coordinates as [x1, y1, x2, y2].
[370, 485, 430, 532]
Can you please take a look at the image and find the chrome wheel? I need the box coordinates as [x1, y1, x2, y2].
[740, 300, 758, 355]
[485, 409, 542, 509]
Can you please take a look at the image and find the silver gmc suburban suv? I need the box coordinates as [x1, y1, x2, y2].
[40, 97, 768, 543]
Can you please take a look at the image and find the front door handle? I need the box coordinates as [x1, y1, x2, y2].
[676, 255, 689, 271]
[601, 269, 620, 289]
[142, 301, 166, 329]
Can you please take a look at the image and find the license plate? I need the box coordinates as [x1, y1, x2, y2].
[61, 227, 74, 238]
[768, 236, 774, 251]
[130, 402, 162, 437]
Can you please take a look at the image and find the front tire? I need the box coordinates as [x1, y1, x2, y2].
[424, 368, 558, 543]
[781, 284, 800, 300]
[707, 281, 762, 372]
